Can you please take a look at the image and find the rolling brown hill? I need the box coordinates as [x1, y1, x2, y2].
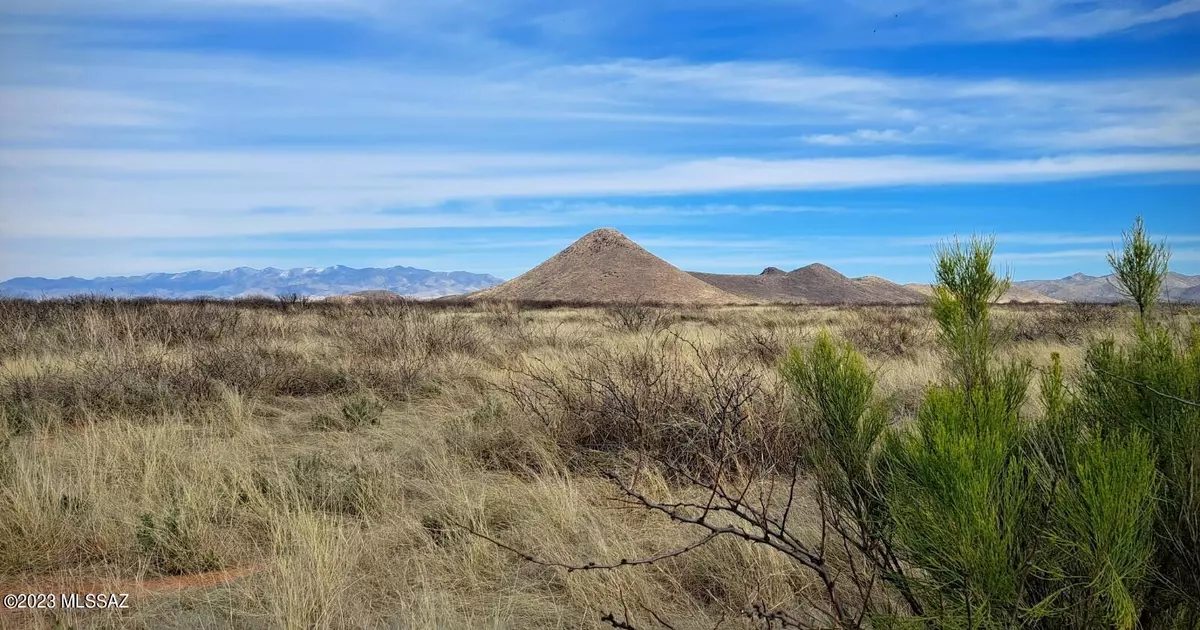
[690, 264, 927, 304]
[904, 283, 1063, 304]
[466, 228, 749, 305]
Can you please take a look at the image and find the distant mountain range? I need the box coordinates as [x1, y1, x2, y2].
[0, 265, 505, 300]
[1013, 271, 1200, 304]
[3, 255, 1199, 304]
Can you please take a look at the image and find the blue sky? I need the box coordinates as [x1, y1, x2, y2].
[1, 0, 1199, 283]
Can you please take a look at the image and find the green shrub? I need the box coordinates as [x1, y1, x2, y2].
[777, 218, 1198, 628]
[3, 399, 40, 435]
[1074, 326, 1200, 626]
[781, 331, 886, 520]
[1033, 431, 1159, 628]
[313, 394, 385, 431]
[1107, 215, 1170, 318]
[291, 454, 378, 517]
[136, 503, 219, 576]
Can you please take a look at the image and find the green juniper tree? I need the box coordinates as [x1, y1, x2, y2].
[877, 236, 1036, 629]
[780, 218, 1193, 629]
[1078, 220, 1199, 629]
[1106, 215, 1170, 319]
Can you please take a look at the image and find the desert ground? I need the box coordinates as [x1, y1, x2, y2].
[2, 296, 1195, 629]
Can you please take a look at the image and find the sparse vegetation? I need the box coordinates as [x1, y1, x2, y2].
[136, 503, 221, 576]
[603, 301, 677, 334]
[0, 220, 1196, 629]
[312, 394, 386, 431]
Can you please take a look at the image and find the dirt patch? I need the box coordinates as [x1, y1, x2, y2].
[0, 566, 262, 617]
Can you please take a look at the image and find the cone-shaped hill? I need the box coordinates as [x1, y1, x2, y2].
[466, 228, 750, 305]
[690, 264, 927, 304]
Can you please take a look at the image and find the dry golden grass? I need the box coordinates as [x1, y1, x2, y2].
[1, 297, 1192, 629]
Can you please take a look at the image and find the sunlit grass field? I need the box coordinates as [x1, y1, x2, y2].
[1, 297, 1194, 629]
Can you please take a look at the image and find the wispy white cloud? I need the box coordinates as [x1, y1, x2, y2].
[4, 150, 1200, 240]
[0, 148, 638, 176]
[800, 127, 932, 146]
[965, 0, 1200, 40]
[9, 50, 1196, 155]
[1, 0, 379, 19]
[788, 0, 1200, 42]
[0, 87, 182, 141]
[579, 60, 1200, 150]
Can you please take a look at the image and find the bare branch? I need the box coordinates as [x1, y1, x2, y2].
[458, 519, 720, 572]
[747, 603, 811, 629]
[1093, 366, 1200, 408]
[601, 612, 642, 630]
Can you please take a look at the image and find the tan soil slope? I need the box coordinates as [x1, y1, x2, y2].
[468, 228, 750, 305]
[691, 264, 927, 304]
[904, 283, 1063, 304]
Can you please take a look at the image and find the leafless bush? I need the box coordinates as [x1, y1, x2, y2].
[194, 342, 353, 398]
[726, 326, 793, 366]
[478, 301, 524, 329]
[1, 349, 213, 425]
[336, 304, 483, 360]
[0, 298, 276, 359]
[843, 308, 927, 358]
[678, 308, 736, 328]
[322, 306, 483, 397]
[126, 302, 247, 347]
[472, 416, 876, 630]
[0, 299, 56, 357]
[603, 302, 677, 334]
[499, 332, 795, 478]
[276, 292, 311, 311]
[1006, 302, 1122, 343]
[476, 328, 925, 630]
[484, 307, 581, 353]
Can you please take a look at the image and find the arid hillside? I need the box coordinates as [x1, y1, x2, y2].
[468, 228, 749, 305]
